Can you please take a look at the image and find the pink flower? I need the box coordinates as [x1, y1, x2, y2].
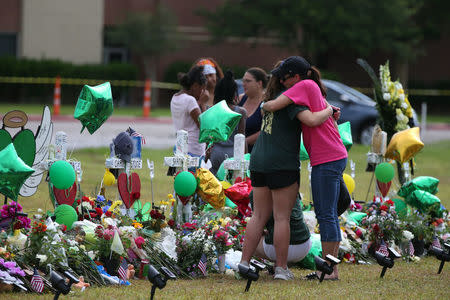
[135, 236, 145, 249]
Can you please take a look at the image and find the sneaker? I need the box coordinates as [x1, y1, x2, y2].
[274, 267, 294, 280]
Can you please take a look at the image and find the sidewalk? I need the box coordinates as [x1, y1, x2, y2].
[25, 114, 176, 150]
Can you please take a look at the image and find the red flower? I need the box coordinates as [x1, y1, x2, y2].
[385, 199, 394, 206]
[355, 229, 363, 237]
[82, 196, 90, 202]
[95, 207, 103, 217]
[344, 253, 351, 260]
[380, 205, 388, 212]
[372, 224, 380, 233]
[168, 219, 175, 228]
[105, 211, 112, 217]
[61, 224, 67, 232]
[134, 236, 145, 249]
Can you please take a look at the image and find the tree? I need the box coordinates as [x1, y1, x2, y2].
[107, 4, 181, 106]
[201, 0, 428, 83]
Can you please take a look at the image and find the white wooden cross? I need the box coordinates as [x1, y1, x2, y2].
[40, 131, 82, 182]
[223, 134, 249, 181]
[163, 130, 200, 223]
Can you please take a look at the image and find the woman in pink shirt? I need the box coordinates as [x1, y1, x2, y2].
[263, 56, 347, 280]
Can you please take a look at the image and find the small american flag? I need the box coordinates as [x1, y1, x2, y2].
[377, 240, 389, 257]
[117, 258, 128, 281]
[198, 253, 207, 276]
[408, 240, 415, 256]
[31, 268, 44, 293]
[432, 236, 442, 249]
[127, 127, 146, 145]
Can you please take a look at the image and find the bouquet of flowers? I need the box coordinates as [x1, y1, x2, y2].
[361, 200, 404, 247]
[357, 59, 414, 139]
[0, 201, 31, 231]
[175, 228, 214, 277]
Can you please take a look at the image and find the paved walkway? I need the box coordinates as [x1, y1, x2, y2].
[10, 114, 450, 149]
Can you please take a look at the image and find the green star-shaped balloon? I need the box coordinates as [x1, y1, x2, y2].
[74, 82, 114, 134]
[199, 100, 242, 144]
[0, 143, 35, 200]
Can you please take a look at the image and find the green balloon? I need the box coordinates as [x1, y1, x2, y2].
[55, 204, 78, 229]
[338, 121, 353, 151]
[347, 211, 367, 225]
[406, 190, 441, 214]
[375, 162, 395, 183]
[392, 198, 408, 218]
[300, 138, 309, 161]
[198, 100, 242, 144]
[174, 171, 197, 196]
[216, 162, 226, 181]
[49, 160, 75, 190]
[225, 197, 237, 208]
[74, 82, 113, 134]
[216, 153, 251, 180]
[0, 143, 34, 200]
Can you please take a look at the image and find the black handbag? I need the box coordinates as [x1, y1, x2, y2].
[337, 176, 351, 216]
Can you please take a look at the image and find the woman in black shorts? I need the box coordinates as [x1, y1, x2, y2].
[239, 61, 331, 280]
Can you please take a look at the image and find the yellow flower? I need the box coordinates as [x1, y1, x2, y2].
[132, 222, 143, 229]
[167, 194, 173, 199]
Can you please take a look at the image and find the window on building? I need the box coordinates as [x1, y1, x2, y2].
[103, 47, 128, 64]
[0, 33, 17, 56]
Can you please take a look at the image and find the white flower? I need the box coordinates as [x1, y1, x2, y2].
[399, 94, 405, 101]
[401, 102, 408, 109]
[36, 254, 48, 263]
[383, 93, 391, 101]
[395, 82, 403, 91]
[402, 230, 414, 240]
[69, 246, 79, 252]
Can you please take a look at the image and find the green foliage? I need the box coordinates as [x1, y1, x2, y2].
[107, 5, 181, 59]
[0, 56, 137, 79]
[163, 61, 192, 83]
[201, 0, 426, 63]
[0, 56, 137, 104]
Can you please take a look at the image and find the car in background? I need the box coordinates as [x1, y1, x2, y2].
[322, 79, 378, 145]
[237, 78, 417, 145]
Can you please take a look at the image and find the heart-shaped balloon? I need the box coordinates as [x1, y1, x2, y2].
[376, 180, 392, 198]
[117, 172, 141, 209]
[177, 195, 192, 206]
[53, 182, 77, 206]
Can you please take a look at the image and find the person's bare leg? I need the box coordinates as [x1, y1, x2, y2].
[272, 183, 298, 269]
[240, 186, 273, 264]
[318, 241, 340, 279]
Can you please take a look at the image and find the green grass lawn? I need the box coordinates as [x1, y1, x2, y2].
[0, 103, 171, 118]
[5, 141, 450, 300]
[4, 258, 449, 299]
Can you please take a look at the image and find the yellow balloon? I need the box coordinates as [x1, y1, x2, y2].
[385, 127, 424, 163]
[343, 173, 355, 194]
[220, 180, 232, 190]
[103, 169, 116, 186]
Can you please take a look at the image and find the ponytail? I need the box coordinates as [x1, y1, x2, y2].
[307, 66, 327, 98]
